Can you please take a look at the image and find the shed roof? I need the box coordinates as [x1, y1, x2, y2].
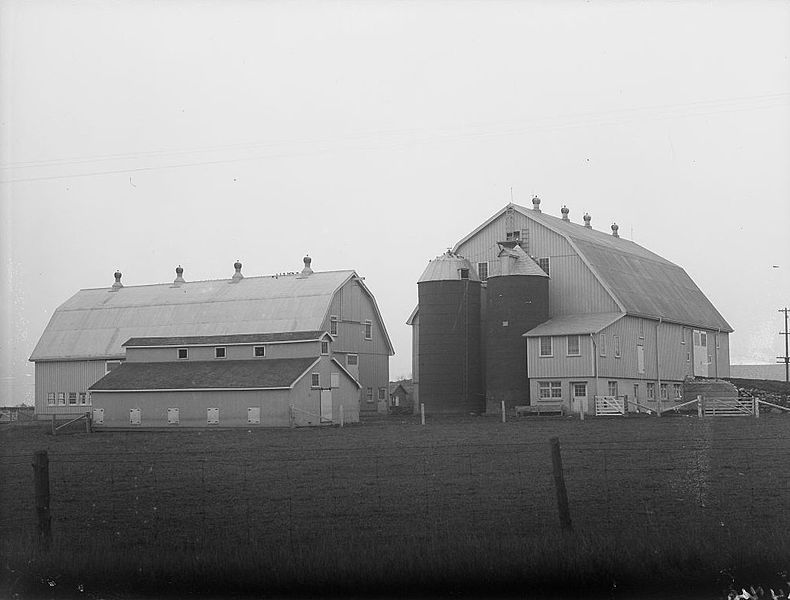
[123, 331, 328, 348]
[454, 203, 732, 332]
[31, 270, 394, 361]
[522, 313, 625, 337]
[89, 357, 319, 391]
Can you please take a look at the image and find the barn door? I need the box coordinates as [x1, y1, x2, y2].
[693, 330, 709, 377]
[320, 389, 333, 423]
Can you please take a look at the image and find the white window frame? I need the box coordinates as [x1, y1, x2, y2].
[539, 336, 553, 357]
[364, 320, 372, 340]
[321, 341, 329, 355]
[673, 383, 682, 399]
[47, 393, 56, 406]
[68, 392, 77, 405]
[538, 381, 562, 400]
[647, 382, 655, 399]
[214, 347, 226, 359]
[378, 387, 386, 401]
[566, 335, 580, 356]
[79, 392, 87, 405]
[607, 381, 618, 397]
[638, 319, 644, 339]
[311, 373, 320, 388]
[330, 315, 339, 336]
[177, 348, 189, 360]
[57, 392, 66, 406]
[347, 354, 358, 366]
[660, 383, 668, 400]
[573, 382, 587, 398]
[477, 261, 489, 281]
[366, 387, 374, 403]
[613, 335, 622, 358]
[599, 334, 607, 357]
[253, 346, 265, 358]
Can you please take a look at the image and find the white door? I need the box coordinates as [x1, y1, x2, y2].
[693, 330, 709, 377]
[320, 389, 333, 423]
[571, 382, 588, 415]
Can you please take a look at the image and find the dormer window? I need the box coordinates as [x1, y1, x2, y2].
[321, 341, 329, 355]
[215, 347, 226, 359]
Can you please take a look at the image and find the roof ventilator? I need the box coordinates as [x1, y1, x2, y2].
[611, 223, 620, 238]
[297, 255, 313, 278]
[110, 270, 123, 291]
[531, 195, 541, 212]
[583, 213, 592, 228]
[173, 265, 185, 286]
[561, 206, 570, 222]
[230, 260, 243, 283]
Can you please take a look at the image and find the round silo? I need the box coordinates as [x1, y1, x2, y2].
[485, 245, 550, 413]
[417, 251, 484, 414]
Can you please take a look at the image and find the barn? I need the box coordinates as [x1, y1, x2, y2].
[410, 199, 732, 416]
[30, 257, 393, 421]
[89, 331, 360, 428]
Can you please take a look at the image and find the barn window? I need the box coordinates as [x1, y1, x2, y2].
[566, 335, 580, 356]
[647, 383, 655, 399]
[613, 335, 621, 358]
[700, 332, 707, 347]
[538, 257, 550, 276]
[673, 384, 682, 399]
[366, 387, 374, 402]
[364, 320, 372, 340]
[311, 373, 320, 388]
[321, 341, 329, 355]
[79, 392, 87, 405]
[459, 268, 469, 280]
[105, 360, 122, 373]
[47, 393, 55, 406]
[347, 354, 358, 366]
[178, 348, 189, 360]
[68, 392, 77, 405]
[215, 347, 226, 359]
[538, 381, 562, 399]
[660, 384, 668, 400]
[378, 387, 386, 400]
[477, 262, 489, 281]
[254, 346, 265, 357]
[607, 381, 618, 397]
[330, 315, 339, 336]
[57, 392, 66, 405]
[539, 337, 553, 357]
[599, 334, 607, 357]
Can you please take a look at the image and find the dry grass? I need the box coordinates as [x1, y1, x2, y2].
[1, 414, 789, 598]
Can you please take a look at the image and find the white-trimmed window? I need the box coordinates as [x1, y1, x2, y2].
[105, 360, 122, 373]
[68, 392, 77, 405]
[573, 382, 587, 398]
[538, 257, 550, 276]
[700, 332, 707, 347]
[321, 341, 329, 355]
[633, 384, 639, 400]
[459, 268, 469, 280]
[673, 384, 682, 399]
[539, 336, 553, 357]
[378, 387, 386, 400]
[311, 373, 320, 388]
[79, 392, 87, 405]
[607, 381, 618, 397]
[613, 335, 621, 358]
[254, 346, 265, 357]
[660, 384, 668, 400]
[599, 334, 607, 357]
[347, 354, 358, 366]
[567, 335, 580, 356]
[57, 392, 66, 405]
[681, 328, 686, 345]
[366, 387, 374, 402]
[477, 262, 489, 281]
[647, 382, 655, 399]
[538, 381, 562, 400]
[330, 315, 339, 336]
[47, 393, 56, 406]
[178, 348, 189, 360]
[215, 347, 226, 359]
[364, 320, 372, 340]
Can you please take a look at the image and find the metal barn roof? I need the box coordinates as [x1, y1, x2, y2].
[454, 203, 732, 332]
[31, 270, 393, 361]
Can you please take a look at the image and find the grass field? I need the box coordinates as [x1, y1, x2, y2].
[2, 413, 790, 599]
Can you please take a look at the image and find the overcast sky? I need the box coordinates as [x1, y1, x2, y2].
[1, 0, 789, 405]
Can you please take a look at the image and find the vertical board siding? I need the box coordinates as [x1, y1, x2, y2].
[35, 360, 106, 415]
[126, 342, 321, 363]
[527, 336, 594, 379]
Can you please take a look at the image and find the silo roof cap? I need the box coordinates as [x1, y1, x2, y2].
[418, 250, 480, 283]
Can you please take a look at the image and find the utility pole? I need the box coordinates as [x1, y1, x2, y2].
[779, 307, 790, 384]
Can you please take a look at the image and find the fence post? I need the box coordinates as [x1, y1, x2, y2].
[697, 395, 703, 418]
[549, 437, 573, 532]
[85, 411, 92, 433]
[33, 450, 52, 549]
[420, 403, 425, 426]
[339, 404, 344, 427]
[754, 397, 760, 419]
[501, 401, 506, 423]
[51, 414, 56, 436]
[289, 404, 295, 428]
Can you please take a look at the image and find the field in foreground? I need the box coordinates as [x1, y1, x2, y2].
[1, 413, 790, 599]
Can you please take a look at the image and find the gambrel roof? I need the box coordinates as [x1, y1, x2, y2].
[453, 203, 732, 333]
[31, 270, 394, 361]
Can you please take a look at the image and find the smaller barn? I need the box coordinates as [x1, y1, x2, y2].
[89, 331, 360, 428]
[388, 380, 414, 415]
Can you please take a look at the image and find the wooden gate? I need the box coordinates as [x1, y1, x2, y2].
[595, 396, 625, 416]
[702, 397, 754, 417]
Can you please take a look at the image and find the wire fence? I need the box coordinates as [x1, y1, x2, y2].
[2, 428, 789, 552]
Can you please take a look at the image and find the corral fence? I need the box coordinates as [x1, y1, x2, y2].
[3, 428, 790, 554]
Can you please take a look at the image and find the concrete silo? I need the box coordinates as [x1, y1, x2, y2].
[485, 244, 549, 413]
[417, 251, 484, 414]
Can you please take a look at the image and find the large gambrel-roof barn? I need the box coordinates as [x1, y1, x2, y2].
[410, 198, 732, 415]
[30, 258, 393, 419]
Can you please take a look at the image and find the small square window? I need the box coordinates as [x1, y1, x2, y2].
[215, 347, 226, 359]
[539, 337, 553, 357]
[68, 392, 77, 405]
[364, 320, 372, 340]
[178, 348, 189, 360]
[311, 373, 320, 388]
[347, 354, 358, 366]
[321, 341, 329, 355]
[567, 335, 580, 356]
[254, 346, 265, 357]
[47, 393, 56, 406]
